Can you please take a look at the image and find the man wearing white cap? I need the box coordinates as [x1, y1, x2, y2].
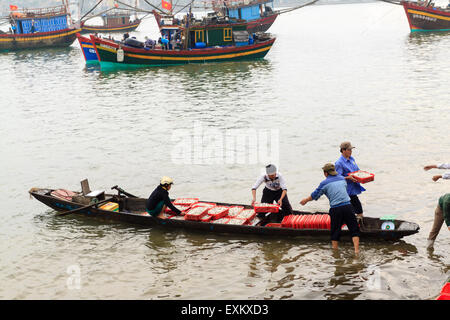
[146, 176, 182, 219]
[251, 164, 293, 222]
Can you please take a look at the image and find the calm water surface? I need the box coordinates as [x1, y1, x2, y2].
[0, 2, 449, 299]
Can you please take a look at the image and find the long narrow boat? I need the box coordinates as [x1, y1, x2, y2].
[29, 186, 420, 241]
[0, 3, 80, 51]
[76, 33, 99, 64]
[401, 1, 450, 32]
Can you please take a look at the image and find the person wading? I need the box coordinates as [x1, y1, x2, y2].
[424, 162, 450, 249]
[300, 163, 360, 254]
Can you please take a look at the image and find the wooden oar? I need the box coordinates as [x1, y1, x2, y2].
[56, 198, 111, 217]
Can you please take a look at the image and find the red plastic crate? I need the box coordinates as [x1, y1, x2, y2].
[235, 209, 256, 223]
[253, 202, 280, 213]
[199, 214, 212, 223]
[227, 206, 244, 218]
[206, 206, 229, 220]
[211, 217, 230, 224]
[184, 206, 210, 221]
[266, 223, 282, 228]
[348, 170, 374, 184]
[165, 203, 191, 214]
[227, 218, 247, 225]
[173, 198, 199, 205]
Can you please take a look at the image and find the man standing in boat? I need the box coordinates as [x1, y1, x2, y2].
[335, 141, 365, 222]
[251, 164, 293, 222]
[424, 162, 450, 249]
[300, 163, 360, 254]
[146, 176, 182, 219]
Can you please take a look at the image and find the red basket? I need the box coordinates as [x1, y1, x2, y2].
[235, 209, 256, 223]
[266, 223, 282, 228]
[165, 203, 191, 214]
[173, 198, 199, 205]
[227, 217, 247, 225]
[206, 206, 229, 220]
[211, 217, 230, 224]
[253, 202, 280, 213]
[348, 170, 374, 184]
[184, 206, 210, 221]
[227, 206, 244, 218]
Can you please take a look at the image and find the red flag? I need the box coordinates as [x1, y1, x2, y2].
[161, 0, 172, 11]
[9, 4, 18, 11]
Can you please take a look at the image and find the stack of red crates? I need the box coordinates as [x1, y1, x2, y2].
[281, 214, 331, 229]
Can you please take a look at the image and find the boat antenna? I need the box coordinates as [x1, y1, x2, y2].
[141, 0, 166, 14]
[80, 0, 105, 21]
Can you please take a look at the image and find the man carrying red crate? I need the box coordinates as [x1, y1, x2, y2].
[424, 162, 450, 249]
[299, 163, 360, 254]
[335, 141, 365, 222]
[251, 164, 293, 222]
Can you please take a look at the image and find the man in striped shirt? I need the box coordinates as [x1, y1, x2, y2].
[424, 163, 450, 249]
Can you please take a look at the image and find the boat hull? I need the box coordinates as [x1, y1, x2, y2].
[0, 28, 80, 51]
[90, 35, 276, 69]
[401, 1, 450, 32]
[80, 21, 141, 34]
[30, 188, 420, 241]
[246, 14, 278, 33]
[76, 33, 99, 64]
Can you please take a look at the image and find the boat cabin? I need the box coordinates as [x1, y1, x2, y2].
[214, 0, 275, 22]
[8, 5, 70, 34]
[101, 12, 134, 27]
[187, 22, 251, 49]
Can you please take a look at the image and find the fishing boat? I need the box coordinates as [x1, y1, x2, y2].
[76, 33, 99, 64]
[401, 1, 450, 32]
[0, 1, 80, 51]
[29, 184, 420, 241]
[89, 16, 275, 69]
[80, 11, 141, 34]
[212, 0, 279, 33]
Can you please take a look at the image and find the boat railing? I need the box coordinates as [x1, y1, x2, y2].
[10, 5, 67, 19]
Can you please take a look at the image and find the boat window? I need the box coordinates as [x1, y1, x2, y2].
[223, 28, 232, 41]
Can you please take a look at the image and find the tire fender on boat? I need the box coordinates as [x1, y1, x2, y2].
[117, 47, 124, 62]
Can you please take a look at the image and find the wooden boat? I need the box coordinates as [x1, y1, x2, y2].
[212, 0, 279, 33]
[80, 15, 141, 34]
[89, 24, 275, 69]
[0, 2, 80, 51]
[401, 1, 450, 32]
[29, 185, 420, 241]
[76, 33, 99, 64]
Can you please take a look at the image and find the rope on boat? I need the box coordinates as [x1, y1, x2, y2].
[377, 0, 402, 5]
[276, 0, 320, 15]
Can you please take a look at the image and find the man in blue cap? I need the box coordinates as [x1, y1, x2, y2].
[251, 164, 293, 222]
[335, 141, 365, 222]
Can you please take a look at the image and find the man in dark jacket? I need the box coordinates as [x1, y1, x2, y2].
[146, 176, 182, 219]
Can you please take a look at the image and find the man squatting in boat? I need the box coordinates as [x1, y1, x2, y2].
[424, 162, 450, 249]
[251, 164, 293, 222]
[300, 163, 360, 254]
[146, 176, 182, 219]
